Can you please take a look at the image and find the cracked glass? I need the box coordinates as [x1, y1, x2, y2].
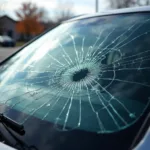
[0, 13, 150, 135]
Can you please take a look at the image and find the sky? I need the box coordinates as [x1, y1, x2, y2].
[0, 0, 110, 21]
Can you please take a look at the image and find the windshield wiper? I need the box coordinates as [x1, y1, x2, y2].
[0, 114, 38, 149]
[2, 122, 38, 150]
[0, 113, 25, 135]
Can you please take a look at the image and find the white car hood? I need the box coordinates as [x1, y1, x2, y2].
[0, 142, 16, 150]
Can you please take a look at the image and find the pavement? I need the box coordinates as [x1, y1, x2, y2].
[0, 46, 21, 62]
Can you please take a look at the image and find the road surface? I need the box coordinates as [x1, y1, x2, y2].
[0, 47, 21, 62]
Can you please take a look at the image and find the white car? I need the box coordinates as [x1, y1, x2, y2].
[0, 35, 15, 47]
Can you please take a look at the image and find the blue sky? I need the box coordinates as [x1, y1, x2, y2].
[0, 0, 110, 20]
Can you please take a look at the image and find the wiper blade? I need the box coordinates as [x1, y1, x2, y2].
[0, 114, 25, 135]
[0, 114, 38, 150]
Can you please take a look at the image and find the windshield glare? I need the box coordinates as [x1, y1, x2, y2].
[0, 13, 150, 136]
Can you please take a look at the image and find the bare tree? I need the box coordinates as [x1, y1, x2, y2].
[137, 0, 150, 6]
[55, 1, 74, 23]
[109, 0, 150, 9]
[109, 0, 135, 8]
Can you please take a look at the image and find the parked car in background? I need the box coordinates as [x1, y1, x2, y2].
[0, 6, 149, 150]
[0, 35, 16, 47]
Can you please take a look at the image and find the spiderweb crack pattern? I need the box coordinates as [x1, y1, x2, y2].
[0, 16, 150, 134]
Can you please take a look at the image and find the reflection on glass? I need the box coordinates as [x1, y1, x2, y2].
[0, 13, 150, 134]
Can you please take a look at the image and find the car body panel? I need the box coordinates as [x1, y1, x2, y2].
[65, 6, 150, 22]
[0, 142, 16, 150]
[134, 128, 150, 150]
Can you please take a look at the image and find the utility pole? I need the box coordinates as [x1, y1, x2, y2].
[96, 0, 99, 12]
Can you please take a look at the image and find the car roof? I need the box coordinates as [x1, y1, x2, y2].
[65, 6, 150, 22]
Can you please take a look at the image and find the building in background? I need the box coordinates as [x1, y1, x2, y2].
[0, 15, 20, 41]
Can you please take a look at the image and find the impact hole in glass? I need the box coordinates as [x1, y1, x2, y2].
[72, 68, 90, 82]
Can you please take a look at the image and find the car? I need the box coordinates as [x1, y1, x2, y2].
[0, 6, 149, 150]
[0, 35, 16, 47]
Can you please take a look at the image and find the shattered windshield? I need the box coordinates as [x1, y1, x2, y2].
[0, 13, 150, 134]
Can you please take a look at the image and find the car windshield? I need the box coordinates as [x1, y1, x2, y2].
[0, 13, 150, 150]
